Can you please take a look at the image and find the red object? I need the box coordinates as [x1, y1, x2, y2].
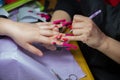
[53, 19, 66, 24]
[105, 0, 120, 6]
[52, 42, 56, 45]
[68, 25, 72, 29]
[62, 21, 72, 26]
[56, 34, 63, 40]
[5, 0, 17, 4]
[62, 42, 78, 50]
[62, 38, 68, 42]
[65, 34, 74, 36]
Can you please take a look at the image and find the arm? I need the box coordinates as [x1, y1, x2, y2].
[51, 10, 71, 21]
[61, 15, 120, 64]
[0, 18, 59, 56]
[97, 36, 120, 64]
[51, 0, 75, 21]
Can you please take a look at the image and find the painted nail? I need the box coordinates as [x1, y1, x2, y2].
[62, 42, 78, 50]
[68, 25, 72, 29]
[62, 38, 68, 42]
[53, 19, 66, 24]
[54, 25, 58, 28]
[59, 34, 62, 39]
[52, 42, 56, 45]
[65, 34, 74, 36]
[62, 21, 72, 26]
[55, 35, 59, 39]
[56, 34, 62, 39]
[66, 48, 71, 50]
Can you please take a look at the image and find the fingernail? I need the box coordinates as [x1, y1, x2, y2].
[66, 48, 71, 50]
[62, 21, 72, 26]
[56, 34, 62, 39]
[54, 25, 58, 28]
[65, 34, 74, 36]
[53, 19, 66, 24]
[59, 34, 62, 39]
[52, 42, 56, 45]
[68, 25, 72, 29]
[62, 42, 78, 50]
[62, 38, 68, 42]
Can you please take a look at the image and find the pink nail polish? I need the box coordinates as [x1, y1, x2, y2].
[54, 25, 58, 28]
[52, 42, 56, 45]
[62, 38, 68, 42]
[56, 34, 62, 40]
[66, 48, 71, 50]
[62, 21, 72, 26]
[62, 42, 78, 50]
[53, 19, 66, 24]
[65, 34, 74, 36]
[59, 34, 62, 39]
[68, 25, 72, 29]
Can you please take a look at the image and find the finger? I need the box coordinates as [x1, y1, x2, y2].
[39, 30, 59, 36]
[36, 22, 52, 26]
[72, 22, 87, 29]
[24, 43, 43, 56]
[54, 24, 66, 28]
[36, 33, 63, 45]
[42, 44, 57, 51]
[36, 36, 54, 44]
[62, 35, 86, 41]
[73, 15, 89, 22]
[52, 27, 59, 32]
[47, 45, 57, 51]
[38, 24, 55, 30]
[72, 29, 84, 36]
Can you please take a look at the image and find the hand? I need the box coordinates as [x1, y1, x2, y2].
[36, 22, 59, 51]
[6, 21, 60, 56]
[61, 15, 107, 49]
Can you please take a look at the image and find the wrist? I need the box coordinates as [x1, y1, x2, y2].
[96, 35, 109, 51]
[0, 18, 14, 36]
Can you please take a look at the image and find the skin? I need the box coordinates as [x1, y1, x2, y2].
[52, 10, 120, 64]
[0, 18, 61, 56]
[42, 10, 71, 50]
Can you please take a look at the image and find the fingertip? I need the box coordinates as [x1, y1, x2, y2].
[26, 44, 44, 56]
[37, 51, 43, 56]
[73, 15, 88, 22]
[31, 48, 43, 56]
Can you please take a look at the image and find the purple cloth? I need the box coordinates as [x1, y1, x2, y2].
[0, 38, 85, 80]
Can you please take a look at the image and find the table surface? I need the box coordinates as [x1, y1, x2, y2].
[70, 41, 94, 80]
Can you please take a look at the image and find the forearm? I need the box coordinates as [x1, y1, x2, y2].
[0, 18, 11, 36]
[51, 10, 71, 21]
[97, 36, 120, 64]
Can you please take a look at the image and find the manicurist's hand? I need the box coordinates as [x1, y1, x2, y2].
[61, 15, 107, 49]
